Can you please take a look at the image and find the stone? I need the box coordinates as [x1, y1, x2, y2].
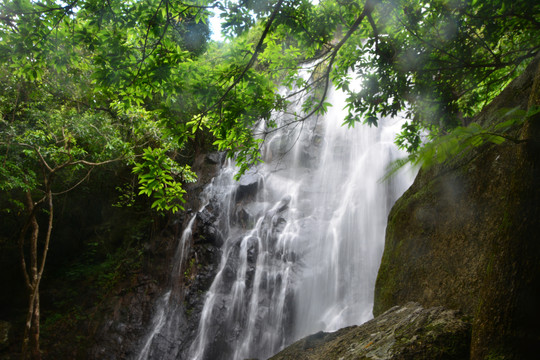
[269, 302, 471, 360]
[374, 54, 540, 360]
[205, 152, 223, 165]
[235, 171, 262, 202]
[193, 203, 224, 247]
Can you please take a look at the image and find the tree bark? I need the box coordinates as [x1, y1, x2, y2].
[21, 190, 41, 360]
[20, 184, 53, 360]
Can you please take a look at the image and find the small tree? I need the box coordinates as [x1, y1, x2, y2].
[1, 97, 127, 358]
[0, 1, 206, 355]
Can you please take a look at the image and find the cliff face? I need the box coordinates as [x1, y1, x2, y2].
[374, 55, 540, 359]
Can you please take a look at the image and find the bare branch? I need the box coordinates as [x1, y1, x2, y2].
[70, 157, 124, 167]
[35, 189, 53, 296]
[195, 0, 286, 125]
[282, 0, 378, 125]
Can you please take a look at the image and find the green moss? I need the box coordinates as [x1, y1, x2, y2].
[498, 211, 512, 232]
[375, 176, 439, 316]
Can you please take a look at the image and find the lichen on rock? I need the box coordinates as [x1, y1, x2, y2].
[269, 302, 471, 360]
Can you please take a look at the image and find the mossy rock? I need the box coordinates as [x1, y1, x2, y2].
[374, 55, 540, 359]
[269, 303, 470, 360]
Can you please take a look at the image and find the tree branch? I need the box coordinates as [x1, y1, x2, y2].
[195, 0, 285, 124]
[283, 0, 378, 125]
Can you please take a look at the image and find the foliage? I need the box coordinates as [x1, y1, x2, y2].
[383, 106, 540, 180]
[133, 147, 196, 212]
[0, 0, 538, 186]
[0, 0, 215, 213]
[1, 1, 215, 356]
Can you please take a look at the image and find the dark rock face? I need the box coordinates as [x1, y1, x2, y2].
[88, 153, 225, 359]
[374, 56, 540, 360]
[269, 302, 471, 360]
[89, 274, 162, 359]
[193, 201, 224, 246]
[235, 170, 262, 203]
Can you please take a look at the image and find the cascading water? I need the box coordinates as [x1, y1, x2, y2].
[133, 161, 240, 360]
[135, 215, 196, 360]
[186, 82, 415, 359]
[135, 77, 414, 360]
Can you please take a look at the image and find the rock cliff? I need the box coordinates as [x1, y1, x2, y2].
[374, 55, 540, 359]
[268, 52, 540, 360]
[87, 152, 224, 359]
[90, 54, 540, 360]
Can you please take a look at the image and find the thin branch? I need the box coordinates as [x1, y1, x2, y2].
[18, 197, 33, 290]
[128, 0, 167, 87]
[29, 1, 78, 51]
[285, 0, 378, 125]
[51, 167, 95, 196]
[479, 131, 528, 144]
[463, 11, 540, 30]
[33, 146, 54, 173]
[70, 157, 124, 167]
[35, 189, 53, 297]
[178, 1, 223, 10]
[194, 0, 286, 125]
[367, 12, 379, 48]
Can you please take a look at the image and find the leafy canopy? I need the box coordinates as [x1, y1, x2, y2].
[1, 0, 539, 210]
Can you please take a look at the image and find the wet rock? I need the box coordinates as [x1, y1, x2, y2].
[205, 152, 224, 165]
[88, 274, 162, 360]
[266, 134, 289, 161]
[246, 237, 259, 264]
[234, 205, 251, 228]
[88, 146, 225, 360]
[269, 303, 471, 360]
[193, 203, 224, 247]
[282, 250, 297, 263]
[272, 217, 287, 234]
[235, 171, 262, 202]
[276, 195, 291, 212]
[243, 202, 270, 220]
[299, 147, 316, 168]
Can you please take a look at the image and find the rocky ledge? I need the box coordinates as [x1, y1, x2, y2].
[269, 302, 470, 360]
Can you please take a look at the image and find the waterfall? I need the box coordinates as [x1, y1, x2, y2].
[135, 79, 414, 360]
[187, 83, 414, 359]
[135, 216, 196, 360]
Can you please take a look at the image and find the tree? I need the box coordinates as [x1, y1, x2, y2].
[0, 65, 134, 358]
[0, 1, 204, 356]
[210, 0, 540, 170]
[222, 0, 539, 141]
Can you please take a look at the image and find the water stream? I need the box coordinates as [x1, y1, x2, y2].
[136, 81, 414, 360]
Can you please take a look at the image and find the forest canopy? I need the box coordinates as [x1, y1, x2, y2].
[1, 0, 539, 206]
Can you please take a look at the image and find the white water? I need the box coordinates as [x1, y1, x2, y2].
[187, 82, 415, 359]
[135, 215, 197, 360]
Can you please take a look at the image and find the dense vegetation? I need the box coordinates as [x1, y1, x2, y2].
[0, 0, 538, 358]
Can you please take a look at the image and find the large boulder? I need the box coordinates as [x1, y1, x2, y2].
[374, 55, 540, 360]
[269, 302, 471, 360]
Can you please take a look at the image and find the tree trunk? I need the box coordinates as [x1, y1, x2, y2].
[21, 190, 37, 359]
[31, 292, 41, 360]
[20, 186, 52, 360]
